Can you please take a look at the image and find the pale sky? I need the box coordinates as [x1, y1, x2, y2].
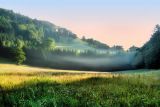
[0, 0, 160, 49]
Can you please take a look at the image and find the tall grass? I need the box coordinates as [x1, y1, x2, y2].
[0, 63, 160, 107]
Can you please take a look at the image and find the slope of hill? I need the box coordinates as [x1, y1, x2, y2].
[0, 8, 109, 51]
[132, 25, 160, 69]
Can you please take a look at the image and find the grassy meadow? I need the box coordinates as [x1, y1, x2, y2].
[0, 59, 160, 107]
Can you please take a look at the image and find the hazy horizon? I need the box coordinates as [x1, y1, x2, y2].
[1, 0, 160, 49]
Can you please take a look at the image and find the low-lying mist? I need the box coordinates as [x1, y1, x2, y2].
[61, 52, 136, 71]
[25, 49, 137, 71]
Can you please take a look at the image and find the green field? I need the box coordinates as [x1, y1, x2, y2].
[0, 59, 160, 107]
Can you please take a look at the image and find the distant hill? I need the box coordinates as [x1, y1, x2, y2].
[0, 8, 131, 71]
[0, 8, 110, 51]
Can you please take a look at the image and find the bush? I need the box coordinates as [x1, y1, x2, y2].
[13, 47, 26, 65]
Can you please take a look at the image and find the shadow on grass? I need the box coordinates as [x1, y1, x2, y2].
[0, 76, 160, 107]
[0, 57, 14, 64]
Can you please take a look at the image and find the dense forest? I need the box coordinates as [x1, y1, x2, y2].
[132, 25, 160, 69]
[0, 8, 160, 71]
